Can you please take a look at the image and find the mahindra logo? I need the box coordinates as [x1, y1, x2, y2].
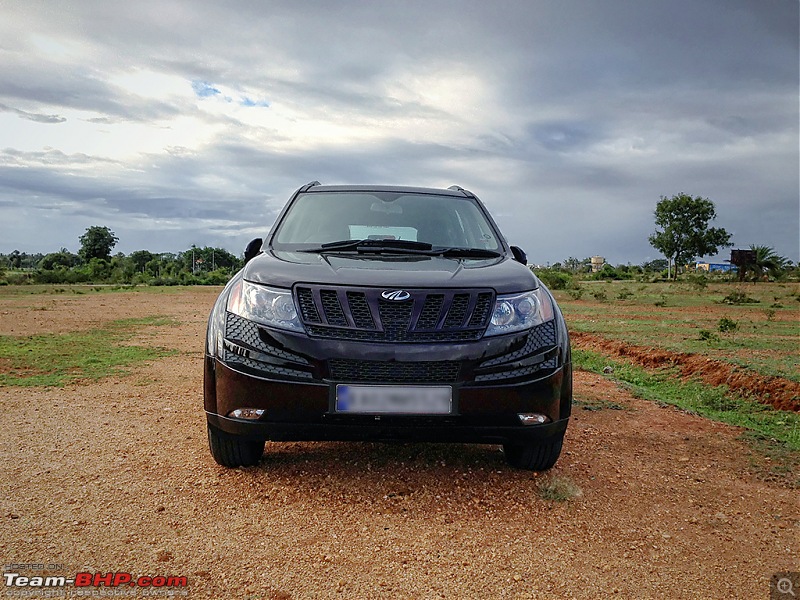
[381, 289, 411, 301]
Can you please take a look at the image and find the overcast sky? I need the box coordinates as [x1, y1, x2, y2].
[0, 0, 797, 265]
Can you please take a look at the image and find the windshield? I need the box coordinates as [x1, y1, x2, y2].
[272, 192, 501, 251]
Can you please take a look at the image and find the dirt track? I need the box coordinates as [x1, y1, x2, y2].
[1, 288, 797, 599]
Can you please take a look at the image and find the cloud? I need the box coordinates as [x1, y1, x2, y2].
[0, 103, 66, 123]
[0, 0, 796, 263]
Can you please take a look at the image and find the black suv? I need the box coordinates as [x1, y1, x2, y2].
[204, 183, 572, 470]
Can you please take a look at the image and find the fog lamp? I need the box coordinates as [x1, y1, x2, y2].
[228, 408, 266, 420]
[517, 413, 550, 426]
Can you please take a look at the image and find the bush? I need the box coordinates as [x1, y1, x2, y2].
[686, 273, 708, 290]
[534, 269, 573, 290]
[6, 272, 34, 285]
[718, 317, 738, 333]
[699, 330, 719, 343]
[591, 290, 608, 302]
[616, 288, 634, 301]
[566, 287, 584, 300]
[721, 291, 759, 305]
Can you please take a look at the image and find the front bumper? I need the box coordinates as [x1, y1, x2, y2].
[205, 358, 570, 445]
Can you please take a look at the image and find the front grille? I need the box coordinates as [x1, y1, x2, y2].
[320, 290, 348, 326]
[443, 294, 469, 328]
[329, 359, 461, 383]
[347, 292, 375, 329]
[295, 285, 494, 343]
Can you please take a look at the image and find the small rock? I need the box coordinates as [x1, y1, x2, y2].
[156, 550, 173, 562]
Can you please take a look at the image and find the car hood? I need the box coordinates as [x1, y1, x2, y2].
[243, 250, 539, 293]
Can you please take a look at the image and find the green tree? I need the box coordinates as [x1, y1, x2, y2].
[38, 248, 81, 270]
[129, 250, 155, 273]
[79, 226, 119, 262]
[746, 245, 790, 280]
[648, 193, 732, 279]
[642, 258, 668, 272]
[180, 246, 240, 273]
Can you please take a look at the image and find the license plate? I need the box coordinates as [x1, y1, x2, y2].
[335, 384, 452, 415]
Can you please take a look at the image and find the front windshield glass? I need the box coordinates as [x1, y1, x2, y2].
[272, 192, 501, 251]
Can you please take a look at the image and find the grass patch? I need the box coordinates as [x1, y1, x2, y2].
[0, 284, 209, 298]
[574, 398, 628, 412]
[536, 475, 583, 501]
[559, 282, 800, 381]
[740, 431, 800, 487]
[573, 348, 800, 452]
[0, 316, 178, 387]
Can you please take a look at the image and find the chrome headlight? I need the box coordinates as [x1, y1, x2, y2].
[484, 288, 554, 336]
[227, 279, 304, 332]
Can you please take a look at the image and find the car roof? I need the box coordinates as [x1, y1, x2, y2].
[302, 184, 473, 197]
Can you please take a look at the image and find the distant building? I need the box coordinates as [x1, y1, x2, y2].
[696, 262, 737, 273]
[590, 256, 605, 273]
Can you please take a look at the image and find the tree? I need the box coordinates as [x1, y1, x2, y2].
[179, 246, 240, 273]
[642, 258, 668, 273]
[39, 249, 81, 270]
[745, 245, 790, 280]
[648, 193, 732, 279]
[79, 226, 118, 262]
[129, 250, 155, 273]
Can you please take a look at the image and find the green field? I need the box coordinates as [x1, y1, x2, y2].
[554, 281, 799, 381]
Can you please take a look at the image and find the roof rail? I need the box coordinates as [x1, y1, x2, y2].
[299, 181, 321, 192]
[447, 185, 475, 198]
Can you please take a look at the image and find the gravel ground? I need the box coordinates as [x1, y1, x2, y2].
[1, 288, 797, 599]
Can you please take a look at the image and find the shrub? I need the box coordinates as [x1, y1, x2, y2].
[6, 272, 33, 285]
[537, 475, 582, 501]
[616, 289, 634, 301]
[567, 288, 584, 300]
[718, 317, 738, 333]
[699, 330, 720, 343]
[534, 269, 573, 290]
[591, 290, 608, 302]
[687, 273, 708, 290]
[721, 291, 759, 305]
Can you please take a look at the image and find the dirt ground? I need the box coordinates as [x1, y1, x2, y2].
[1, 288, 797, 599]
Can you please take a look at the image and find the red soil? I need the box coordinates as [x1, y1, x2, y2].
[571, 331, 800, 412]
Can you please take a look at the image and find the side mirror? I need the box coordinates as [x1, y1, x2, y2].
[510, 245, 527, 265]
[243, 238, 263, 265]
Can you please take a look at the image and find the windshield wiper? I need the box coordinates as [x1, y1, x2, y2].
[299, 239, 434, 254]
[298, 240, 501, 258]
[429, 247, 503, 258]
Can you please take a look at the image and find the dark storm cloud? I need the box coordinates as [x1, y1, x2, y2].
[0, 0, 796, 262]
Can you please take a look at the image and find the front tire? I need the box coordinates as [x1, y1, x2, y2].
[503, 434, 564, 471]
[207, 423, 265, 467]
